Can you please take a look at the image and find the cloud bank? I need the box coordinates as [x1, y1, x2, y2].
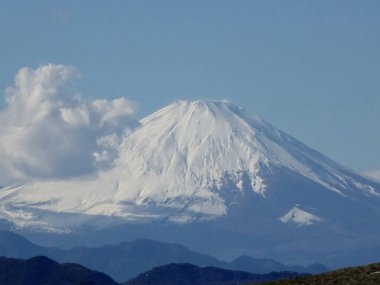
[0, 64, 137, 184]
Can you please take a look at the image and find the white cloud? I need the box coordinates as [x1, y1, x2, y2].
[0, 64, 138, 184]
[92, 98, 136, 127]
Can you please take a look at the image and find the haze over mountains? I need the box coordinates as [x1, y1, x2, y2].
[0, 100, 379, 267]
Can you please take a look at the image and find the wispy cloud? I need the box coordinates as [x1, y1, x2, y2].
[0, 64, 138, 184]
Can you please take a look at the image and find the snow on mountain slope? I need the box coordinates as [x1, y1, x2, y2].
[112, 100, 379, 211]
[0, 100, 379, 232]
[279, 206, 321, 226]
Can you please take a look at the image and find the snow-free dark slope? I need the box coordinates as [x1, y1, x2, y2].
[0, 100, 379, 267]
[0, 256, 117, 285]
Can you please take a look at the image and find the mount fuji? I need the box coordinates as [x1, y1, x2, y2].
[0, 100, 379, 266]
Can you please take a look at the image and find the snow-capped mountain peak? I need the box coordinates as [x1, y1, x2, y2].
[116, 100, 271, 199]
[0, 100, 379, 232]
[115, 100, 378, 205]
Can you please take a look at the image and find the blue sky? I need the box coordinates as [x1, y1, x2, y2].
[0, 0, 379, 174]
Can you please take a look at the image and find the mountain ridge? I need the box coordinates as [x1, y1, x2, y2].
[0, 230, 326, 282]
[124, 263, 301, 285]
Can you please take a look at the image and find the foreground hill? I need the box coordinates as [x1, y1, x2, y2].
[0, 230, 326, 282]
[0, 256, 117, 285]
[125, 263, 300, 285]
[258, 262, 380, 285]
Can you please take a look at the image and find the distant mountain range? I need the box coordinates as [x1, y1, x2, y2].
[0, 230, 327, 282]
[1, 254, 378, 285]
[0, 256, 303, 285]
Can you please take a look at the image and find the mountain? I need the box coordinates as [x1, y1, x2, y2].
[124, 263, 300, 285]
[0, 100, 380, 266]
[259, 261, 380, 285]
[228, 256, 327, 275]
[59, 238, 224, 282]
[0, 231, 326, 282]
[0, 256, 117, 285]
[0, 230, 48, 258]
